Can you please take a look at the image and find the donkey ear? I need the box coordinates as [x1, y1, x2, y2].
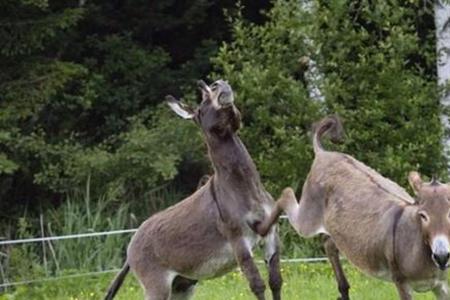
[166, 95, 195, 119]
[197, 80, 212, 102]
[408, 171, 423, 195]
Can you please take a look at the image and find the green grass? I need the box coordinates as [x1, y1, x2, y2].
[0, 262, 439, 300]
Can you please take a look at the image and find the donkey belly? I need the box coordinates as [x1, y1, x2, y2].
[325, 215, 391, 280]
[323, 192, 399, 279]
[188, 229, 261, 279]
[332, 238, 392, 281]
[188, 241, 236, 279]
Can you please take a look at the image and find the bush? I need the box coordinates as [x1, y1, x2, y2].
[213, 0, 445, 192]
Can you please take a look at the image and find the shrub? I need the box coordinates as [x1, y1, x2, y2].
[213, 0, 445, 193]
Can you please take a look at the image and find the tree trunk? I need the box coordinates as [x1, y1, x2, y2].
[435, 0, 450, 162]
[300, 0, 325, 103]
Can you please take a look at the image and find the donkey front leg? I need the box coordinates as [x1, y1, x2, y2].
[324, 236, 350, 300]
[264, 226, 282, 300]
[393, 281, 412, 300]
[432, 280, 450, 300]
[232, 238, 266, 300]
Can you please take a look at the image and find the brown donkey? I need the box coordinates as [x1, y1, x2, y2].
[104, 80, 282, 300]
[257, 115, 450, 300]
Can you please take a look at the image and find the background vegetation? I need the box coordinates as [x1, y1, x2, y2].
[0, 0, 448, 295]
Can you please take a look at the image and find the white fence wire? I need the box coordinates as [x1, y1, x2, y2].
[0, 215, 326, 290]
[0, 216, 288, 246]
[0, 229, 138, 246]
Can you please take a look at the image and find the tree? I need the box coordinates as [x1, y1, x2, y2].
[213, 0, 445, 194]
[0, 0, 86, 214]
[435, 0, 450, 169]
[0, 0, 273, 217]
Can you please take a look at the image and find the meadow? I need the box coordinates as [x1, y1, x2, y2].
[0, 262, 438, 300]
[0, 187, 441, 300]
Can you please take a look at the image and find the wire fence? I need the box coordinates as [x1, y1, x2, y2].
[0, 215, 327, 290]
[0, 229, 138, 246]
[0, 216, 288, 246]
[0, 215, 287, 246]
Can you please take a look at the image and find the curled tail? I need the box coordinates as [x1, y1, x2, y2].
[312, 115, 344, 154]
[104, 262, 130, 300]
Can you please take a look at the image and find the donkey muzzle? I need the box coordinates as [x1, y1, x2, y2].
[431, 236, 450, 270]
[218, 90, 233, 106]
[215, 81, 234, 106]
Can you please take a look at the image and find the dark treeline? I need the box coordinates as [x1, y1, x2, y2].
[0, 0, 271, 219]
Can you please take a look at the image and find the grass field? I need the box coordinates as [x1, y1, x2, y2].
[0, 262, 439, 300]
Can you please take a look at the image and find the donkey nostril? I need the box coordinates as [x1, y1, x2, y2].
[433, 252, 450, 269]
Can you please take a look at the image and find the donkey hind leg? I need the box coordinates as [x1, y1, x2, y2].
[138, 270, 176, 300]
[256, 187, 318, 237]
[170, 276, 198, 300]
[273, 188, 302, 234]
[232, 237, 266, 300]
[274, 186, 326, 238]
[264, 226, 282, 300]
[324, 237, 350, 300]
[432, 281, 450, 300]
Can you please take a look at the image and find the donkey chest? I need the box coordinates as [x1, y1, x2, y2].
[193, 242, 236, 279]
[410, 278, 443, 292]
[369, 262, 443, 293]
[406, 264, 446, 292]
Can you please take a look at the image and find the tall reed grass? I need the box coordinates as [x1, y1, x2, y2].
[1, 178, 184, 287]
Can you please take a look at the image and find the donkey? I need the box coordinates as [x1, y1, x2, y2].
[256, 115, 450, 300]
[104, 80, 282, 300]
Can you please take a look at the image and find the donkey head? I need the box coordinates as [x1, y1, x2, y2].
[409, 171, 450, 270]
[166, 80, 241, 137]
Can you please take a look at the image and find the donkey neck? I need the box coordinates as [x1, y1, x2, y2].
[393, 205, 437, 278]
[206, 132, 260, 185]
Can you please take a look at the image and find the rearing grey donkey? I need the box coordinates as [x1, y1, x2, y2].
[104, 80, 282, 300]
[257, 115, 450, 300]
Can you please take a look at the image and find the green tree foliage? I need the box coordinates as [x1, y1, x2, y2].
[0, 0, 271, 217]
[0, 0, 88, 212]
[214, 0, 445, 194]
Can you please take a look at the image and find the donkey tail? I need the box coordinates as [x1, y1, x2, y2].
[104, 262, 130, 300]
[312, 115, 344, 154]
